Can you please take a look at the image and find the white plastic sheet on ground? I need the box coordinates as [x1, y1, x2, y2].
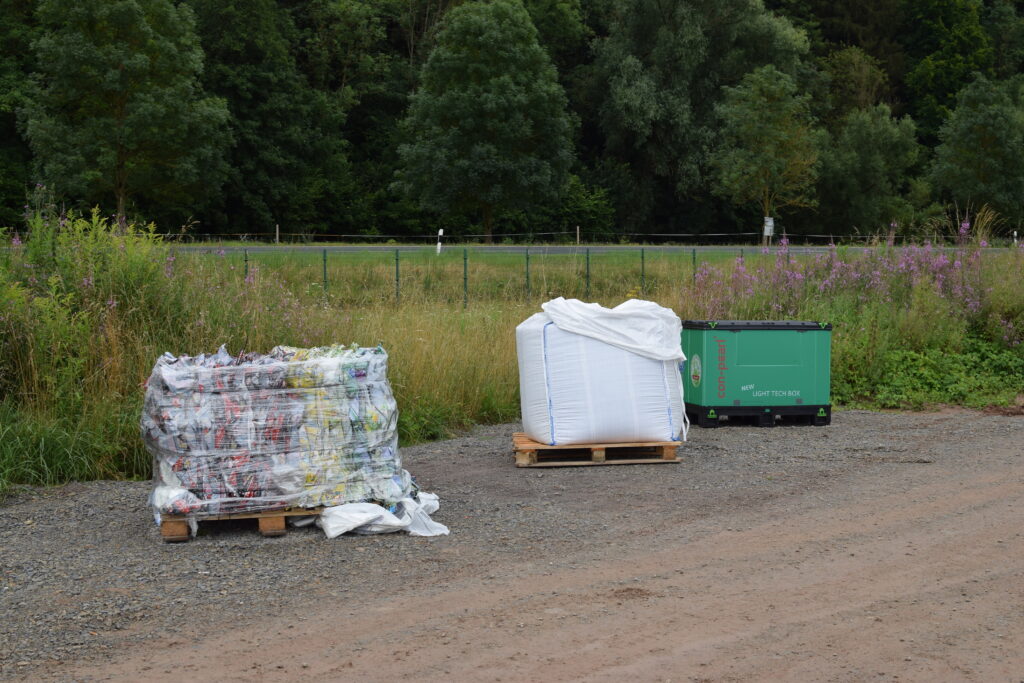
[517, 297, 688, 446]
[317, 492, 449, 538]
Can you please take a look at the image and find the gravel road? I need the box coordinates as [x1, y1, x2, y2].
[1, 409, 1022, 681]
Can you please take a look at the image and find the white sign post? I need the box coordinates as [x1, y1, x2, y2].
[763, 216, 774, 246]
[436, 229, 444, 255]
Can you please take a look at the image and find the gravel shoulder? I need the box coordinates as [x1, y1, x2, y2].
[2, 409, 1023, 682]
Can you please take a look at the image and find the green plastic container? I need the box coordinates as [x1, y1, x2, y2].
[681, 320, 832, 427]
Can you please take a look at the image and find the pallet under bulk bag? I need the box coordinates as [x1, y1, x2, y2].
[516, 298, 688, 446]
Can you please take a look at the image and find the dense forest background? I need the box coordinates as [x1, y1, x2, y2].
[2, 0, 1023, 241]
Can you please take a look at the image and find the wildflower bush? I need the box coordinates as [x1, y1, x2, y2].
[1, 214, 1023, 492]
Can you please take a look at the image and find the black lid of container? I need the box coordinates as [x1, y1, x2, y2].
[681, 320, 832, 331]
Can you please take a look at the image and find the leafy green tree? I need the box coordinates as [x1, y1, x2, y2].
[186, 0, 350, 235]
[712, 65, 823, 225]
[396, 0, 574, 241]
[591, 0, 808, 230]
[818, 105, 921, 231]
[23, 0, 229, 225]
[0, 0, 36, 227]
[931, 74, 1024, 225]
[903, 0, 994, 141]
[501, 175, 615, 239]
[981, 0, 1024, 78]
[822, 46, 890, 118]
[811, 0, 905, 72]
[390, 0, 464, 67]
[523, 0, 589, 73]
[763, 0, 827, 54]
[284, 0, 393, 108]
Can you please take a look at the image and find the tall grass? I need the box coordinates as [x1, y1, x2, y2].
[2, 212, 1023, 492]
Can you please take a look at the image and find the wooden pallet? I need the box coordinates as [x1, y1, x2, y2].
[160, 507, 322, 542]
[513, 432, 680, 468]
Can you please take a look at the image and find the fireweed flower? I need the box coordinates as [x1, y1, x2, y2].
[958, 219, 971, 245]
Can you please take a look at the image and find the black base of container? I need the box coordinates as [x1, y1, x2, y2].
[686, 404, 831, 428]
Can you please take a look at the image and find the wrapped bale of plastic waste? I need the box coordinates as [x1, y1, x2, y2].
[142, 344, 415, 523]
[516, 297, 689, 446]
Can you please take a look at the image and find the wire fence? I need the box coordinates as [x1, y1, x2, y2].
[157, 230, 905, 245]
[184, 243, 1016, 309]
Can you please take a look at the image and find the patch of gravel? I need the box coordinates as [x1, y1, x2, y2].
[1, 409, 1021, 679]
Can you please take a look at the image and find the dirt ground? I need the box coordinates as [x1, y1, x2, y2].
[4, 410, 1023, 682]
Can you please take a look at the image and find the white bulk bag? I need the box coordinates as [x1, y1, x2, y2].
[516, 297, 688, 446]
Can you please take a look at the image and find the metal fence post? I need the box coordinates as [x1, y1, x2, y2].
[463, 248, 468, 309]
[640, 247, 645, 294]
[525, 247, 530, 299]
[322, 248, 327, 291]
[244, 248, 248, 279]
[394, 249, 400, 305]
[585, 248, 591, 300]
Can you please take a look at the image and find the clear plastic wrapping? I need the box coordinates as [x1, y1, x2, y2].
[142, 344, 411, 518]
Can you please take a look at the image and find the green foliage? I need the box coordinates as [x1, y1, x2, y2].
[712, 65, 823, 219]
[0, 209, 177, 489]
[285, 0, 394, 108]
[931, 75, 1024, 225]
[0, 400, 143, 490]
[591, 0, 808, 230]
[0, 0, 36, 228]
[1, 234, 1023, 492]
[396, 0, 574, 240]
[23, 0, 230, 223]
[5, 0, 1024, 241]
[903, 0, 994, 141]
[389, 0, 463, 66]
[502, 174, 616, 239]
[873, 337, 1024, 408]
[982, 0, 1024, 78]
[186, 0, 351, 235]
[818, 105, 921, 231]
[523, 0, 589, 72]
[2, 208, 172, 408]
[822, 46, 890, 118]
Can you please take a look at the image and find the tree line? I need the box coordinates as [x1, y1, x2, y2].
[2, 0, 1023, 240]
